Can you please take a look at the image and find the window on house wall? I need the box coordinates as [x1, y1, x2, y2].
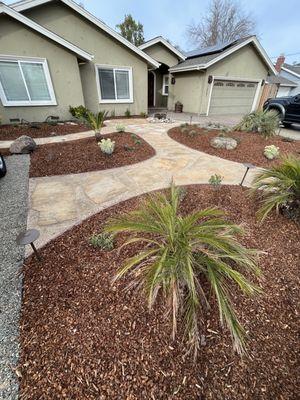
[162, 74, 169, 95]
[97, 66, 133, 103]
[0, 57, 56, 106]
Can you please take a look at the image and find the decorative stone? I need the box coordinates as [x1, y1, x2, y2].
[210, 136, 237, 150]
[9, 135, 37, 154]
[154, 113, 167, 120]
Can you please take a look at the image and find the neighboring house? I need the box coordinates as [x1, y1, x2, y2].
[139, 37, 186, 109]
[168, 36, 277, 115]
[0, 1, 277, 123]
[0, 0, 159, 124]
[273, 55, 300, 97]
[266, 75, 297, 97]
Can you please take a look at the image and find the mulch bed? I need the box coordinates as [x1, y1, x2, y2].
[28, 132, 155, 177]
[0, 122, 91, 140]
[168, 125, 300, 167]
[19, 185, 299, 399]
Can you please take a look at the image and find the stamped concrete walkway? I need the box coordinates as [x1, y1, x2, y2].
[27, 119, 258, 251]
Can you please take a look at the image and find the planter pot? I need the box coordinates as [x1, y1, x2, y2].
[175, 102, 183, 113]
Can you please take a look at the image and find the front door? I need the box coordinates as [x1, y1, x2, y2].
[148, 72, 155, 107]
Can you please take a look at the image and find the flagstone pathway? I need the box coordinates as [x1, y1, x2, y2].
[27, 120, 258, 251]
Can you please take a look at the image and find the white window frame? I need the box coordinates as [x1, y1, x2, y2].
[95, 64, 133, 104]
[162, 74, 169, 96]
[0, 55, 57, 107]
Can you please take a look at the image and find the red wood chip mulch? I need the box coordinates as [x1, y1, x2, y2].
[20, 185, 299, 399]
[28, 133, 155, 177]
[168, 125, 300, 167]
[0, 122, 91, 140]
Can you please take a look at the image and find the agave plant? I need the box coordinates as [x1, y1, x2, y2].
[251, 155, 300, 221]
[105, 185, 261, 357]
[234, 110, 280, 138]
[85, 110, 108, 140]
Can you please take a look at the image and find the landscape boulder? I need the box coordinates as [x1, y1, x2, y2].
[10, 135, 37, 154]
[210, 136, 237, 150]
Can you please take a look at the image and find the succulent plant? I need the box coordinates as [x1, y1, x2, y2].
[89, 232, 114, 250]
[209, 174, 223, 186]
[98, 138, 115, 155]
[264, 145, 280, 160]
[116, 124, 125, 132]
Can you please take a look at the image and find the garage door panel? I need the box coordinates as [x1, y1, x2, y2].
[209, 79, 258, 115]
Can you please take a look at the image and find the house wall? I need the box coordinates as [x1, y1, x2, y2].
[169, 44, 269, 114]
[24, 2, 148, 116]
[142, 43, 179, 68]
[0, 15, 84, 124]
[168, 71, 204, 113]
[280, 70, 300, 96]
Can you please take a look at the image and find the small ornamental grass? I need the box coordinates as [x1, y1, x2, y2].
[251, 155, 300, 221]
[235, 110, 280, 138]
[116, 124, 125, 133]
[105, 184, 261, 358]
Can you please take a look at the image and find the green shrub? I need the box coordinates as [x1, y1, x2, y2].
[98, 138, 115, 155]
[180, 123, 189, 128]
[105, 184, 260, 357]
[234, 110, 280, 138]
[69, 105, 89, 120]
[125, 109, 131, 117]
[89, 232, 114, 250]
[251, 155, 300, 221]
[140, 112, 147, 118]
[209, 174, 223, 186]
[181, 127, 189, 134]
[264, 145, 280, 160]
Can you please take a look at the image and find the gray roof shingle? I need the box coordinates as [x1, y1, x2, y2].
[267, 75, 297, 87]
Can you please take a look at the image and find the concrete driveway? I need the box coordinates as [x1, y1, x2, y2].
[279, 124, 300, 140]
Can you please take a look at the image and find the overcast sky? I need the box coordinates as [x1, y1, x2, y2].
[8, 0, 300, 64]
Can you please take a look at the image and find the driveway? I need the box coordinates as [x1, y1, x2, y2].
[279, 124, 300, 140]
[28, 120, 258, 251]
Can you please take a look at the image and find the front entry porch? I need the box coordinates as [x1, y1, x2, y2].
[148, 63, 169, 108]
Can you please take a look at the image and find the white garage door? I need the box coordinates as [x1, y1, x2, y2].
[209, 79, 258, 115]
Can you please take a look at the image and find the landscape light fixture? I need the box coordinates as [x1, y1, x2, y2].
[16, 228, 41, 261]
[240, 163, 255, 186]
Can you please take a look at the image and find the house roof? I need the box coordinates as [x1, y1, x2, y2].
[267, 75, 297, 87]
[11, 0, 160, 69]
[281, 63, 300, 78]
[169, 36, 277, 75]
[0, 2, 93, 61]
[139, 36, 186, 61]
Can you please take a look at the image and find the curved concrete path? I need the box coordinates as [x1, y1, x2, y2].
[28, 120, 258, 251]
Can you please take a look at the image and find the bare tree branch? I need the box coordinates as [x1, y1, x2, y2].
[187, 0, 255, 48]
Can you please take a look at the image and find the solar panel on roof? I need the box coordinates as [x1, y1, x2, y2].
[185, 38, 238, 59]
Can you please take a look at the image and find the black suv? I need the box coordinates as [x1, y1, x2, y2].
[263, 93, 300, 128]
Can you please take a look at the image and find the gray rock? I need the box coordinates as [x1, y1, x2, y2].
[9, 135, 37, 154]
[210, 136, 237, 150]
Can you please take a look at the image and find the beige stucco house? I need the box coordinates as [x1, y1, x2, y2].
[0, 0, 277, 124]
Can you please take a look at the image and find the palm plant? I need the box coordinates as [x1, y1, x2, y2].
[234, 109, 280, 138]
[85, 110, 108, 140]
[105, 185, 261, 357]
[251, 155, 300, 221]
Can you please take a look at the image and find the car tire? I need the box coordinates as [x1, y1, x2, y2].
[282, 122, 292, 128]
[0, 154, 7, 178]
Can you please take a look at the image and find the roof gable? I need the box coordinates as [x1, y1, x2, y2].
[281, 64, 300, 79]
[139, 36, 186, 61]
[0, 2, 93, 60]
[170, 36, 277, 75]
[11, 0, 160, 68]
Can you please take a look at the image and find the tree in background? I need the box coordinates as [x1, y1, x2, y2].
[116, 14, 144, 47]
[187, 0, 255, 48]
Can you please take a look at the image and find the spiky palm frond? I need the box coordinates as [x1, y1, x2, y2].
[251, 155, 300, 221]
[105, 184, 261, 357]
[86, 110, 108, 131]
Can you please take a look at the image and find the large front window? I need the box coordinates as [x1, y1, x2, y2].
[0, 57, 56, 106]
[97, 65, 133, 103]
